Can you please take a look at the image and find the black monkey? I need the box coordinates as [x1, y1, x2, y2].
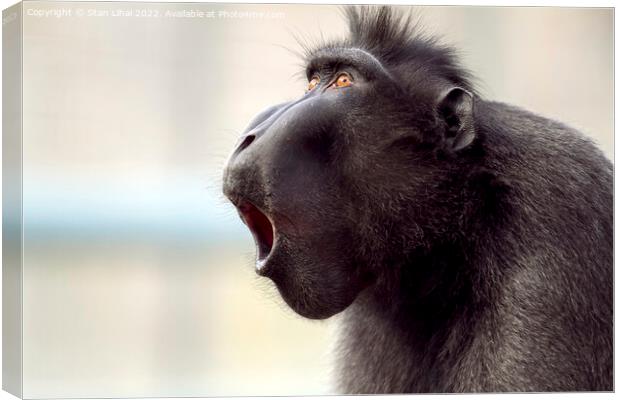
[222, 6, 612, 393]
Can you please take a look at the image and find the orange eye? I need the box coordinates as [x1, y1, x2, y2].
[307, 76, 320, 92]
[334, 73, 352, 88]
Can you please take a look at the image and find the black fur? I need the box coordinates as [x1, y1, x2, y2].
[223, 6, 612, 393]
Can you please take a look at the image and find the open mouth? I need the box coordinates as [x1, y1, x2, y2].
[237, 201, 274, 265]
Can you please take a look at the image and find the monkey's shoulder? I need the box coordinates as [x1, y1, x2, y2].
[473, 99, 611, 180]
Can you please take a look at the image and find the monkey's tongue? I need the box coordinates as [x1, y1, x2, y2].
[237, 201, 274, 262]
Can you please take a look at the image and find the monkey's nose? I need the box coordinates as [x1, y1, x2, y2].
[232, 133, 256, 157]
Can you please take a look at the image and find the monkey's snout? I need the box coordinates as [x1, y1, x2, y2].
[237, 201, 274, 269]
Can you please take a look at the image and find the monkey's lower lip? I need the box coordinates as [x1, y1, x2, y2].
[236, 201, 274, 268]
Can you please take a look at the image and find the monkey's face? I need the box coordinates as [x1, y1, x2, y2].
[223, 47, 474, 319]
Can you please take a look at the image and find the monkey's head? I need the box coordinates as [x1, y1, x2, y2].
[223, 6, 480, 319]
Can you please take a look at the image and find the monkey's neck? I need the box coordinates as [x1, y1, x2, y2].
[338, 239, 503, 393]
[378, 238, 490, 320]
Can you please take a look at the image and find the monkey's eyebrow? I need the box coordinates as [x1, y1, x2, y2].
[306, 47, 393, 81]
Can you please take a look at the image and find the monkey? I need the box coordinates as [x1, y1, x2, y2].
[222, 6, 613, 393]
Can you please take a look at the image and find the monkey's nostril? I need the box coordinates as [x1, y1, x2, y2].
[235, 134, 256, 155]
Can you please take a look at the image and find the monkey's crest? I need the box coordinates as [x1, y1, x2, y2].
[304, 6, 476, 95]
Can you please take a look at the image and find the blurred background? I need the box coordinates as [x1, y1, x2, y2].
[19, 2, 612, 398]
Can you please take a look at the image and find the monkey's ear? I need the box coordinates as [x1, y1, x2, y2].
[437, 87, 475, 152]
